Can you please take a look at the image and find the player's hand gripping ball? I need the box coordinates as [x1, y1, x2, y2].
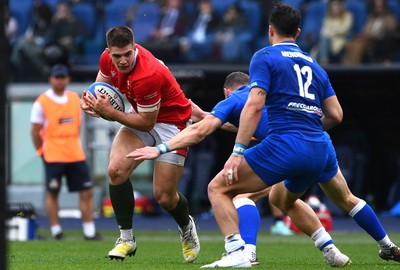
[87, 82, 125, 121]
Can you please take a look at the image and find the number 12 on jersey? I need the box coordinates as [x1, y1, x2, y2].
[293, 64, 315, 100]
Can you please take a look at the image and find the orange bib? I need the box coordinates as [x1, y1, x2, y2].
[37, 91, 85, 162]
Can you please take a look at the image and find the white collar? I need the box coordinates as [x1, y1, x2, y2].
[273, 42, 299, 47]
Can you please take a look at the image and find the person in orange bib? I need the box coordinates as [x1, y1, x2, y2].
[30, 64, 100, 240]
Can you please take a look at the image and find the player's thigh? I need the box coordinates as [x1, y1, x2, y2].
[209, 159, 269, 199]
[109, 127, 146, 176]
[319, 167, 358, 212]
[269, 181, 305, 211]
[153, 160, 184, 197]
[233, 187, 271, 203]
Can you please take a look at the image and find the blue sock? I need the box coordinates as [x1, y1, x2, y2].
[233, 198, 260, 246]
[349, 200, 386, 241]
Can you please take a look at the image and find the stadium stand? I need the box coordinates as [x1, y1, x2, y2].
[6, 0, 400, 68]
[345, 0, 368, 38]
[9, 0, 33, 36]
[211, 0, 238, 16]
[296, 1, 327, 53]
[131, 1, 161, 43]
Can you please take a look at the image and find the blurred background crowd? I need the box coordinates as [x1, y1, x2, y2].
[5, 0, 400, 82]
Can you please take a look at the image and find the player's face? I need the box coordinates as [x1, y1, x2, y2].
[108, 44, 136, 74]
[49, 75, 70, 93]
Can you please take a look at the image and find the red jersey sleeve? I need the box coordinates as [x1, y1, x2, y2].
[99, 50, 111, 79]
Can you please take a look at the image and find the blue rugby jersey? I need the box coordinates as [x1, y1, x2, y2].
[210, 85, 269, 140]
[249, 41, 336, 138]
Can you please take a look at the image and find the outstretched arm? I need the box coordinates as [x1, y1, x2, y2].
[191, 99, 237, 132]
[127, 115, 223, 160]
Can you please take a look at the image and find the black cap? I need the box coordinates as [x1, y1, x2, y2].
[50, 64, 69, 77]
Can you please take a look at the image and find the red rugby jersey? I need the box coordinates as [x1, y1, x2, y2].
[99, 44, 191, 125]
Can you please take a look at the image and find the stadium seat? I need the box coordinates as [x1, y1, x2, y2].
[103, 1, 133, 30]
[239, 0, 262, 38]
[280, 0, 304, 11]
[387, 0, 400, 22]
[345, 0, 367, 38]
[131, 2, 161, 43]
[9, 0, 33, 36]
[211, 0, 238, 16]
[71, 3, 97, 36]
[297, 1, 327, 52]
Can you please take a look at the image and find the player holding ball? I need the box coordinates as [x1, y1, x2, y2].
[80, 26, 200, 262]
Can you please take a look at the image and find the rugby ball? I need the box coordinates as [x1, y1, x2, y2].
[87, 82, 125, 121]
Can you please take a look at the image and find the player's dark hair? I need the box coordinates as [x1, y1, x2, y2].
[106, 26, 135, 48]
[269, 2, 301, 38]
[224, 72, 250, 89]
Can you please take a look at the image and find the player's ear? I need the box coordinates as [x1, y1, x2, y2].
[295, 28, 301, 39]
[223, 87, 230, 98]
[268, 25, 273, 36]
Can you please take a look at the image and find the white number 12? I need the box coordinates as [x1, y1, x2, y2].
[293, 64, 315, 100]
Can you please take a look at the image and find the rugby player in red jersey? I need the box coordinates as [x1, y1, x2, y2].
[80, 26, 199, 262]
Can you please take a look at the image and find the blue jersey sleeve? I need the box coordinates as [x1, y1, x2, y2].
[249, 50, 272, 93]
[324, 77, 336, 99]
[210, 98, 238, 125]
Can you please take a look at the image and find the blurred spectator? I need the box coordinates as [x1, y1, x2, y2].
[5, 5, 19, 68]
[51, 1, 87, 56]
[143, 0, 187, 62]
[214, 4, 251, 62]
[11, 2, 54, 80]
[5, 6, 19, 46]
[311, 0, 353, 64]
[43, 1, 88, 67]
[179, 0, 220, 62]
[343, 0, 397, 64]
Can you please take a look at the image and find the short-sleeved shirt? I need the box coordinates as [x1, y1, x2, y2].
[99, 44, 191, 125]
[210, 85, 269, 140]
[244, 42, 338, 192]
[249, 41, 336, 140]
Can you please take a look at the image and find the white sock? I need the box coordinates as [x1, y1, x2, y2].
[51, 224, 62, 236]
[378, 235, 395, 253]
[82, 221, 96, 238]
[244, 244, 256, 255]
[225, 234, 245, 254]
[311, 227, 333, 250]
[120, 229, 133, 240]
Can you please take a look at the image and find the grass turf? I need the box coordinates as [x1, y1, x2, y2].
[7, 230, 400, 270]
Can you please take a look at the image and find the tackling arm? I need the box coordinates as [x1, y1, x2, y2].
[127, 115, 222, 160]
[191, 99, 237, 133]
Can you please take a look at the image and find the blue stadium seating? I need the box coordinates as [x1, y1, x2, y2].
[388, 0, 400, 22]
[211, 0, 238, 16]
[345, 0, 367, 37]
[280, 0, 304, 11]
[103, 1, 133, 30]
[131, 2, 161, 43]
[9, 0, 33, 36]
[71, 2, 97, 36]
[239, 0, 262, 38]
[297, 1, 327, 52]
